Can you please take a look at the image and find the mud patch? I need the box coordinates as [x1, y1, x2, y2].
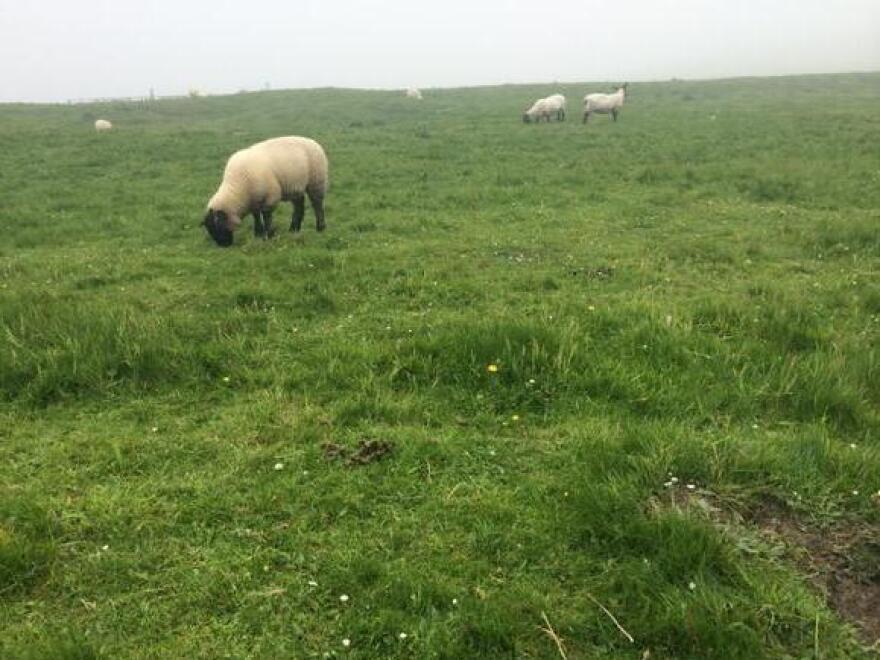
[321, 441, 348, 462]
[750, 498, 880, 646]
[322, 439, 394, 467]
[649, 488, 880, 646]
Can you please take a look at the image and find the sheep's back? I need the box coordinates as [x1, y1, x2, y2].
[226, 137, 328, 201]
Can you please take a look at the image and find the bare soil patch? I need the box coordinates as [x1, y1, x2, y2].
[650, 488, 880, 646]
[322, 439, 395, 467]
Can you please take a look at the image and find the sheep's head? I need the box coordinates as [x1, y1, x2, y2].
[522, 112, 532, 124]
[203, 209, 234, 247]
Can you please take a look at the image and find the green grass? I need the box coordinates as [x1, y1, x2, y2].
[1, 73, 879, 658]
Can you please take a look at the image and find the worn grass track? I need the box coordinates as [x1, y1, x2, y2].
[1, 73, 879, 658]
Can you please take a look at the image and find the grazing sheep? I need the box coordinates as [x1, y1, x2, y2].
[582, 84, 628, 123]
[94, 119, 113, 132]
[405, 87, 423, 100]
[523, 94, 566, 123]
[203, 136, 329, 247]
[523, 98, 551, 123]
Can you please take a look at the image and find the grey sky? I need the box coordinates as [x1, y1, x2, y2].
[1, 0, 878, 102]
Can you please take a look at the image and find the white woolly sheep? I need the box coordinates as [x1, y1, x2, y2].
[583, 84, 628, 123]
[522, 94, 566, 123]
[203, 136, 329, 247]
[405, 87, 423, 100]
[94, 119, 113, 132]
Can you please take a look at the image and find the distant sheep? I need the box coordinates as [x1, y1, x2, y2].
[94, 119, 113, 132]
[203, 136, 329, 247]
[583, 84, 627, 123]
[405, 87, 423, 100]
[523, 94, 566, 123]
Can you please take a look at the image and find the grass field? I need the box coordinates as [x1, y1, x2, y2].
[1, 72, 879, 659]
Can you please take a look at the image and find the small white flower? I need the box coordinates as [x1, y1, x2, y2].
[751, 424, 759, 429]
[307, 580, 318, 587]
[587, 305, 596, 311]
[852, 490, 859, 496]
[528, 378, 536, 385]
[222, 376, 230, 382]
[849, 443, 857, 449]
[452, 598, 459, 606]
[398, 632, 408, 640]
[670, 477, 679, 484]
[274, 463, 284, 471]
[339, 594, 349, 603]
[688, 581, 696, 590]
[686, 484, 696, 491]
[151, 427, 159, 433]
[563, 491, 569, 497]
[101, 544, 109, 551]
[342, 638, 351, 648]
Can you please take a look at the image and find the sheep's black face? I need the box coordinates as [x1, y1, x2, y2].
[522, 113, 531, 124]
[203, 209, 233, 247]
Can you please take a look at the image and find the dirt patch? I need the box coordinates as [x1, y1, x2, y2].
[322, 439, 394, 467]
[750, 498, 880, 646]
[321, 441, 348, 461]
[569, 265, 615, 280]
[649, 488, 880, 646]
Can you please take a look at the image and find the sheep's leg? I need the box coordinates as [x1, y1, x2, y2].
[611, 109, 618, 122]
[583, 111, 590, 124]
[307, 187, 326, 232]
[253, 210, 265, 237]
[290, 195, 305, 232]
[263, 209, 275, 238]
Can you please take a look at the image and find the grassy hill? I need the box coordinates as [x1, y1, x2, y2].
[1, 73, 879, 658]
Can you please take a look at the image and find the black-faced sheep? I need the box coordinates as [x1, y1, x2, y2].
[203, 136, 329, 247]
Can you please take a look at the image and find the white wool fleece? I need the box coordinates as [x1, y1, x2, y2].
[207, 136, 328, 226]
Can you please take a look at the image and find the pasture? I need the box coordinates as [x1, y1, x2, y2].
[1, 73, 879, 658]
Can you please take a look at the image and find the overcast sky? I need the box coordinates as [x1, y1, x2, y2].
[1, 0, 878, 102]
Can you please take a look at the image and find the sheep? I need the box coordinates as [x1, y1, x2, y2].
[522, 94, 566, 123]
[94, 119, 113, 132]
[202, 136, 329, 247]
[405, 87, 423, 100]
[582, 84, 627, 123]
